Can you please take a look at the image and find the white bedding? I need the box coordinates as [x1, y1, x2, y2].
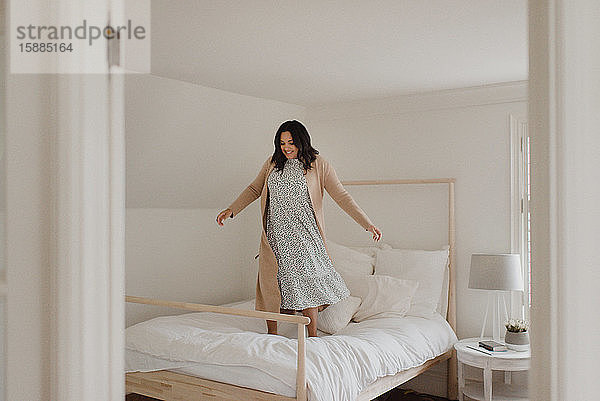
[125, 299, 457, 401]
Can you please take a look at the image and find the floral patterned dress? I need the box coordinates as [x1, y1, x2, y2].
[265, 158, 350, 310]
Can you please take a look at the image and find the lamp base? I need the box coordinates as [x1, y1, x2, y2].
[479, 291, 509, 342]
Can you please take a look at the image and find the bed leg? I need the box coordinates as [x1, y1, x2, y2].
[447, 349, 458, 400]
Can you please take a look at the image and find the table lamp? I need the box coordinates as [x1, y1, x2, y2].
[469, 253, 524, 342]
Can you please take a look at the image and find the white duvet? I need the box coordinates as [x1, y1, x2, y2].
[126, 299, 457, 401]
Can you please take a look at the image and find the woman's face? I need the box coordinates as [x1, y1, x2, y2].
[280, 131, 298, 159]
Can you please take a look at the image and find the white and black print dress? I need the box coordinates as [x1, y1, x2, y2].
[266, 158, 350, 310]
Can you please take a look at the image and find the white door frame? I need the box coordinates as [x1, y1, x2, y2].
[529, 1, 600, 400]
[509, 113, 529, 321]
[5, 0, 125, 400]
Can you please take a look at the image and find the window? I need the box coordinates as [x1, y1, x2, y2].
[510, 115, 531, 320]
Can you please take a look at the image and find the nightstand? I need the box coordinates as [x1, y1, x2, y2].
[454, 337, 530, 401]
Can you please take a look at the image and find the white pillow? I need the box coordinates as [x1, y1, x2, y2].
[374, 246, 449, 318]
[317, 296, 362, 334]
[352, 275, 419, 322]
[340, 272, 369, 299]
[327, 240, 374, 276]
[349, 243, 392, 258]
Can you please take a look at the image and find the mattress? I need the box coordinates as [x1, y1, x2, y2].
[126, 299, 457, 401]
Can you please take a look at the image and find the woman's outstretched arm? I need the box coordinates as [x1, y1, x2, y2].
[322, 158, 381, 241]
[216, 157, 272, 225]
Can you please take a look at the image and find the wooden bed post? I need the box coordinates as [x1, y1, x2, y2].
[447, 181, 458, 400]
[297, 323, 307, 401]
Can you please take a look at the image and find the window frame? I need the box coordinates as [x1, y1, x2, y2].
[510, 114, 530, 321]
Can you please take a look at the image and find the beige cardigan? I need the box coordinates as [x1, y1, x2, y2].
[228, 155, 374, 314]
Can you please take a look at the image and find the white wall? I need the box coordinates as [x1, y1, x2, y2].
[126, 208, 261, 327]
[125, 74, 306, 209]
[125, 74, 306, 326]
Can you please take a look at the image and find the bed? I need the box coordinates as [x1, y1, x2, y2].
[125, 178, 458, 401]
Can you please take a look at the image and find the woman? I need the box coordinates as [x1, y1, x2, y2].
[216, 120, 381, 337]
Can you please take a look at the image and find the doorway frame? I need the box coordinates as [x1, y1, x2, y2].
[4, 0, 125, 400]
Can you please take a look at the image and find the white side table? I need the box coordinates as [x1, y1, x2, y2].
[454, 337, 530, 401]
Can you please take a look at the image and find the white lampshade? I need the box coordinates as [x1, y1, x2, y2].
[469, 254, 524, 291]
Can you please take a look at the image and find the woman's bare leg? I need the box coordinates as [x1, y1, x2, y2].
[267, 308, 298, 335]
[301, 307, 318, 337]
[267, 320, 277, 335]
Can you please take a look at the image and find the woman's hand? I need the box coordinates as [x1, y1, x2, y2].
[366, 225, 382, 242]
[216, 208, 233, 226]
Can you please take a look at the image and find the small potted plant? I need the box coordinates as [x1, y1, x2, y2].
[504, 318, 530, 351]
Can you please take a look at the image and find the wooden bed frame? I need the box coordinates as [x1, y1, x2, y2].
[125, 178, 458, 401]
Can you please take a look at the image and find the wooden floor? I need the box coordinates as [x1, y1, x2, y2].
[126, 388, 449, 401]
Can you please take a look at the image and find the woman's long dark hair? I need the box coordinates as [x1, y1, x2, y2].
[271, 120, 319, 173]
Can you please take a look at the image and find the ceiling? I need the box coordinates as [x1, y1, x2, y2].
[151, 0, 527, 107]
